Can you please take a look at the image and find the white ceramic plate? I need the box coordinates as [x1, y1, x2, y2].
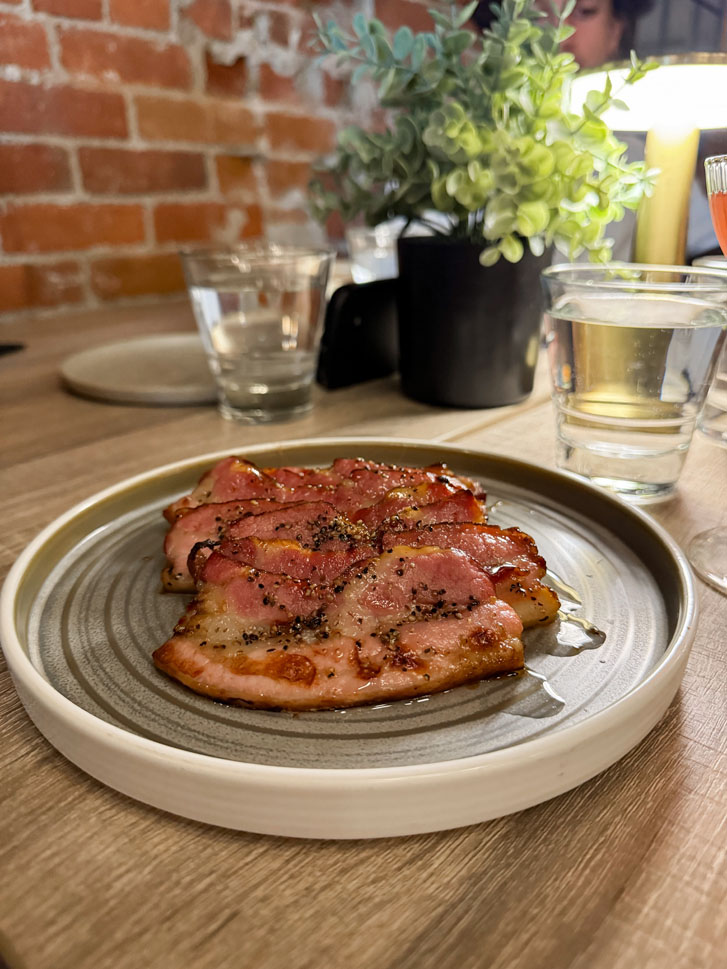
[60, 333, 217, 406]
[1, 439, 697, 838]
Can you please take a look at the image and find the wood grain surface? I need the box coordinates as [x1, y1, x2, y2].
[1, 301, 725, 969]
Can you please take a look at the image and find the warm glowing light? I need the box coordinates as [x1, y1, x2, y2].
[568, 56, 727, 132]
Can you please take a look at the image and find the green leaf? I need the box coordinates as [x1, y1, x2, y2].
[431, 175, 457, 212]
[484, 196, 517, 237]
[499, 234, 524, 263]
[456, 1, 479, 28]
[445, 169, 465, 196]
[352, 64, 369, 85]
[360, 31, 376, 59]
[352, 13, 369, 39]
[411, 34, 427, 70]
[378, 66, 400, 100]
[516, 200, 550, 236]
[480, 246, 501, 267]
[427, 9, 452, 30]
[443, 30, 473, 56]
[393, 26, 414, 60]
[528, 235, 546, 257]
[308, 0, 653, 252]
[585, 90, 606, 114]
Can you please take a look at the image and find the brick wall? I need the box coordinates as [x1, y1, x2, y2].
[0, 0, 433, 319]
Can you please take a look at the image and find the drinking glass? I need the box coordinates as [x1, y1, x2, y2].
[541, 263, 727, 502]
[181, 244, 334, 423]
[687, 155, 727, 595]
[345, 223, 400, 283]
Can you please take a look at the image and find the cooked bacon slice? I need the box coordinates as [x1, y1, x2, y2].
[379, 489, 486, 532]
[351, 480, 481, 531]
[221, 501, 367, 545]
[180, 551, 328, 634]
[198, 536, 376, 584]
[379, 522, 560, 627]
[164, 455, 482, 521]
[333, 467, 479, 517]
[162, 498, 281, 591]
[164, 499, 373, 593]
[153, 546, 524, 710]
[164, 458, 285, 521]
[162, 461, 485, 591]
[194, 503, 373, 585]
[262, 457, 380, 487]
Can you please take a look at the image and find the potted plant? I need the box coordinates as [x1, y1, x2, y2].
[309, 0, 655, 408]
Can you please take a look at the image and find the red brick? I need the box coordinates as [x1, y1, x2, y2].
[374, 0, 433, 33]
[0, 80, 127, 138]
[324, 73, 346, 107]
[0, 204, 145, 253]
[182, 0, 232, 41]
[0, 261, 83, 313]
[265, 112, 335, 154]
[268, 10, 294, 46]
[33, 0, 102, 19]
[259, 64, 303, 104]
[216, 156, 258, 198]
[109, 0, 168, 30]
[0, 144, 72, 194]
[90, 253, 185, 300]
[79, 148, 206, 194]
[0, 13, 51, 70]
[153, 202, 263, 243]
[59, 28, 191, 89]
[266, 159, 312, 195]
[136, 95, 258, 146]
[205, 53, 248, 98]
[325, 210, 345, 241]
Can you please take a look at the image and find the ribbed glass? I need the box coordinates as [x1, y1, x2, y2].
[705, 155, 727, 196]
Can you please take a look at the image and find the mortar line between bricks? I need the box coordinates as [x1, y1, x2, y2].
[27, 11, 181, 43]
[1, 191, 260, 206]
[1, 0, 361, 319]
[0, 81, 351, 118]
[0, 134, 319, 163]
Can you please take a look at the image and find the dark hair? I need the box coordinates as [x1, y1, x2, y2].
[472, 1, 656, 59]
[613, 0, 655, 57]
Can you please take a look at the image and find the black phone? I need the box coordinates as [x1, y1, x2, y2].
[316, 278, 399, 390]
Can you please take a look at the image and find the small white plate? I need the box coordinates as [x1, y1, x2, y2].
[60, 333, 217, 406]
[1, 439, 697, 839]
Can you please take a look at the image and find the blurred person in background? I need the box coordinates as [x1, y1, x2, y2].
[473, 0, 655, 66]
[473, 0, 720, 261]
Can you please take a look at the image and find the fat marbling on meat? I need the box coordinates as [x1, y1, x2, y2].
[154, 455, 560, 711]
[153, 546, 524, 710]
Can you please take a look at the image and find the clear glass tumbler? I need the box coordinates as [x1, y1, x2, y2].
[692, 256, 727, 445]
[345, 223, 400, 283]
[181, 243, 334, 423]
[687, 155, 727, 594]
[540, 263, 727, 502]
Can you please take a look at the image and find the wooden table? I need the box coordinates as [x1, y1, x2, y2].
[1, 300, 725, 969]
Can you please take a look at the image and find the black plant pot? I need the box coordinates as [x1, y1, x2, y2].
[396, 236, 550, 408]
